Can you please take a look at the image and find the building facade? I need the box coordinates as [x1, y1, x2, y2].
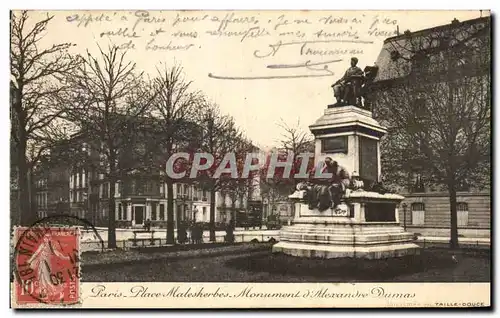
[371, 16, 491, 237]
[34, 134, 260, 229]
[399, 191, 490, 238]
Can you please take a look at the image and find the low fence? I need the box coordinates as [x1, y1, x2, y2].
[81, 231, 279, 252]
[79, 229, 490, 252]
[416, 238, 490, 250]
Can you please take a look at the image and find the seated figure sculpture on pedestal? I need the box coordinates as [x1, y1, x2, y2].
[298, 158, 351, 212]
[330, 57, 379, 109]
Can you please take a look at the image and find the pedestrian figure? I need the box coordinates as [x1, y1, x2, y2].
[144, 219, 151, 232]
[177, 222, 188, 244]
[196, 223, 204, 244]
[225, 220, 235, 243]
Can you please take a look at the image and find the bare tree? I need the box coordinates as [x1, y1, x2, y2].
[64, 46, 154, 248]
[373, 18, 491, 248]
[258, 120, 314, 222]
[276, 118, 315, 189]
[221, 138, 257, 224]
[196, 104, 243, 241]
[10, 11, 81, 225]
[151, 64, 204, 244]
[277, 119, 314, 156]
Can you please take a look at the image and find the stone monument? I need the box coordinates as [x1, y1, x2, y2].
[272, 58, 420, 259]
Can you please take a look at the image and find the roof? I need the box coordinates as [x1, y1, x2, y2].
[373, 16, 491, 83]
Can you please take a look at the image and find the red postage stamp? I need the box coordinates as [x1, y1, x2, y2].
[13, 225, 81, 306]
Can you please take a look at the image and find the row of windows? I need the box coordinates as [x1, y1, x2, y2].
[36, 192, 48, 208]
[117, 203, 166, 220]
[70, 183, 110, 203]
[68, 182, 215, 202]
[116, 204, 210, 221]
[176, 184, 209, 201]
[70, 169, 86, 189]
[410, 202, 469, 211]
[407, 202, 469, 226]
[36, 179, 48, 188]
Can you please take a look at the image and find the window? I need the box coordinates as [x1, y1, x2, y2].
[159, 204, 165, 220]
[457, 202, 469, 227]
[321, 136, 348, 154]
[136, 180, 145, 195]
[79, 169, 83, 188]
[103, 183, 109, 198]
[412, 173, 425, 193]
[411, 51, 430, 74]
[239, 194, 245, 208]
[413, 98, 427, 120]
[151, 203, 157, 220]
[118, 204, 122, 220]
[411, 202, 425, 226]
[145, 181, 153, 193]
[202, 207, 207, 216]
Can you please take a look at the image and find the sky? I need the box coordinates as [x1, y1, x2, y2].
[24, 10, 486, 150]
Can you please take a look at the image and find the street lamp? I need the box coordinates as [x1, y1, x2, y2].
[402, 203, 408, 231]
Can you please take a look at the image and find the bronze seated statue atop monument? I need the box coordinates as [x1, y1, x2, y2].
[330, 57, 379, 109]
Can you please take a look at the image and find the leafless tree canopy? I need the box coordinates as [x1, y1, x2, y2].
[277, 118, 314, 156]
[10, 11, 81, 224]
[149, 64, 204, 244]
[63, 45, 155, 247]
[372, 17, 491, 247]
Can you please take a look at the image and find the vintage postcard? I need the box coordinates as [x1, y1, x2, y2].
[10, 9, 491, 309]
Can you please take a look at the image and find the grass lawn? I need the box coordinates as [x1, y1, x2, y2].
[82, 245, 490, 282]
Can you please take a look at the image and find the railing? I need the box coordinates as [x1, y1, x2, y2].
[417, 238, 490, 250]
[80, 230, 280, 252]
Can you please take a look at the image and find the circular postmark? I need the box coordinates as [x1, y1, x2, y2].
[13, 215, 104, 305]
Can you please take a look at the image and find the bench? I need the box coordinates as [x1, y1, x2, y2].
[129, 230, 156, 246]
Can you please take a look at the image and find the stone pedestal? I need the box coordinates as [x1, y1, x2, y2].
[310, 105, 386, 183]
[272, 190, 420, 259]
[272, 105, 420, 259]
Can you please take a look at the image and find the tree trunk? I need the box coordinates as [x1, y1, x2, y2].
[448, 180, 459, 249]
[28, 167, 37, 219]
[209, 189, 216, 242]
[17, 137, 33, 226]
[107, 178, 117, 249]
[231, 200, 236, 224]
[166, 179, 175, 244]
